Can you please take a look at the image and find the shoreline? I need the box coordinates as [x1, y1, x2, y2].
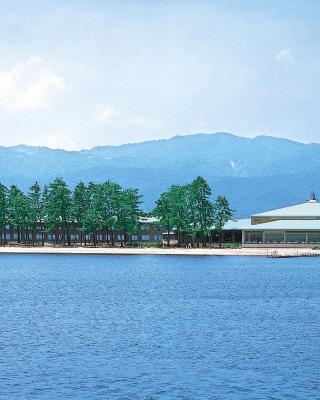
[0, 246, 319, 257]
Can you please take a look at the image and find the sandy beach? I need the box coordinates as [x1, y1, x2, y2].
[0, 246, 319, 257]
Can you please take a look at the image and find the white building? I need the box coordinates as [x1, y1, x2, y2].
[224, 194, 320, 247]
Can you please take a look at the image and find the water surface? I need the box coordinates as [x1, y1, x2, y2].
[0, 255, 319, 399]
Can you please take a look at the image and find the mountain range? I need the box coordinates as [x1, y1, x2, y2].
[0, 132, 319, 217]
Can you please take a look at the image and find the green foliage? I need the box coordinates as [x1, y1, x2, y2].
[0, 174, 233, 247]
[72, 181, 89, 228]
[133, 241, 163, 248]
[187, 176, 214, 244]
[153, 176, 234, 247]
[213, 195, 233, 246]
[153, 190, 176, 246]
[116, 188, 142, 238]
[8, 185, 31, 228]
[100, 181, 121, 231]
[45, 177, 72, 231]
[0, 183, 7, 228]
[223, 242, 240, 249]
[82, 183, 103, 235]
[154, 184, 191, 245]
[28, 182, 44, 227]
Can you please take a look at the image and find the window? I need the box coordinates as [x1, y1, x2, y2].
[117, 234, 124, 241]
[141, 235, 150, 241]
[265, 232, 284, 244]
[131, 235, 138, 241]
[244, 231, 263, 244]
[154, 235, 161, 241]
[286, 232, 307, 244]
[307, 232, 320, 244]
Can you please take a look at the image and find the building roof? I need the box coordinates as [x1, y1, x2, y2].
[223, 218, 320, 231]
[138, 216, 159, 224]
[252, 199, 320, 218]
[222, 218, 252, 230]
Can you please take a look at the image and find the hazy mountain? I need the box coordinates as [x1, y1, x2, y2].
[0, 132, 319, 216]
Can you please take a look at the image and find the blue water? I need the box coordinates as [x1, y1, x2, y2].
[0, 255, 319, 399]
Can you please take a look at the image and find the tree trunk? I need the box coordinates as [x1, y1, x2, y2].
[41, 225, 45, 246]
[26, 227, 30, 245]
[66, 225, 71, 246]
[202, 232, 206, 247]
[3, 225, 6, 246]
[167, 226, 170, 247]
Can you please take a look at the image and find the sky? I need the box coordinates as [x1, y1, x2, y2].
[0, 0, 320, 150]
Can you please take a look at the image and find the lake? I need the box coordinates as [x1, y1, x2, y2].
[0, 254, 319, 399]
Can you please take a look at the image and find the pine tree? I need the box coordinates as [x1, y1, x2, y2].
[0, 183, 8, 245]
[8, 185, 31, 243]
[28, 182, 44, 245]
[168, 185, 189, 246]
[100, 181, 122, 244]
[73, 182, 89, 245]
[153, 191, 176, 246]
[116, 188, 142, 245]
[187, 176, 214, 247]
[82, 183, 103, 246]
[213, 195, 233, 247]
[45, 178, 72, 245]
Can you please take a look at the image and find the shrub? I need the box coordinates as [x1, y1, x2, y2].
[224, 243, 240, 249]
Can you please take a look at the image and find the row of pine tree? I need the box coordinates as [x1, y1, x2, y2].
[154, 176, 233, 247]
[0, 176, 233, 246]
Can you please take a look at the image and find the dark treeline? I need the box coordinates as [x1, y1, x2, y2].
[0, 178, 142, 246]
[0, 176, 233, 247]
[154, 176, 233, 247]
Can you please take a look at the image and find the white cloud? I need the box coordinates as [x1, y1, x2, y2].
[30, 131, 79, 150]
[95, 103, 163, 130]
[275, 48, 292, 61]
[0, 56, 65, 111]
[95, 104, 117, 122]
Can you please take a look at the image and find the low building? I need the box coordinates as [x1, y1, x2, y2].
[224, 194, 320, 247]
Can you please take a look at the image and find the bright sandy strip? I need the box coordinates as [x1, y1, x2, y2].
[0, 246, 319, 257]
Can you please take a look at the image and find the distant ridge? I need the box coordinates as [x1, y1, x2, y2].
[0, 132, 319, 216]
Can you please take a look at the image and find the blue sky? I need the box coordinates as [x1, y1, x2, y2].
[0, 0, 320, 149]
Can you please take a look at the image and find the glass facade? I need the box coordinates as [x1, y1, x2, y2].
[244, 231, 320, 244]
[307, 232, 320, 244]
[286, 232, 306, 244]
[244, 231, 263, 244]
[265, 232, 285, 244]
